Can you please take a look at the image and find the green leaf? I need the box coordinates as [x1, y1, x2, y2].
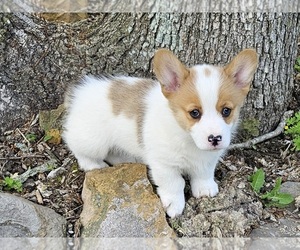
[260, 178, 294, 207]
[43, 134, 53, 142]
[249, 169, 265, 193]
[261, 178, 281, 199]
[260, 191, 271, 199]
[263, 193, 294, 207]
[273, 193, 294, 205]
[272, 177, 282, 194]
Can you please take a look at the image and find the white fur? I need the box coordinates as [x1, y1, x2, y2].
[63, 76, 144, 171]
[190, 65, 234, 150]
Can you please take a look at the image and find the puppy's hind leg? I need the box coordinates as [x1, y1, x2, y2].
[76, 155, 109, 171]
[105, 150, 139, 165]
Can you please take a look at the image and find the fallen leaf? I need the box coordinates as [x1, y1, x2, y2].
[45, 129, 62, 145]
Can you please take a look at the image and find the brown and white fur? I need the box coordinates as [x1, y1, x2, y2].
[63, 49, 258, 217]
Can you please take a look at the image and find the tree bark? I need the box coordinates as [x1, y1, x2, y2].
[0, 13, 299, 137]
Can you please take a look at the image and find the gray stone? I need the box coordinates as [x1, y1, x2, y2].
[80, 163, 175, 238]
[250, 217, 300, 237]
[248, 182, 300, 238]
[0, 238, 67, 250]
[280, 181, 300, 198]
[0, 193, 66, 237]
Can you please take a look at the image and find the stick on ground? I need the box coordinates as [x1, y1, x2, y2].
[228, 110, 294, 150]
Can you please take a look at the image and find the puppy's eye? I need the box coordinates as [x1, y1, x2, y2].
[189, 109, 201, 119]
[222, 107, 231, 117]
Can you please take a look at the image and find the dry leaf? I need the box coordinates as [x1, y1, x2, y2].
[45, 129, 62, 145]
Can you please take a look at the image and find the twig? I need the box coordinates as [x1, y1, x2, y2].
[16, 128, 30, 145]
[14, 159, 58, 183]
[0, 154, 46, 161]
[228, 110, 294, 150]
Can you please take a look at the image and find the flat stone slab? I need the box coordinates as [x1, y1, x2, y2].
[250, 217, 300, 237]
[0, 193, 66, 237]
[80, 163, 175, 238]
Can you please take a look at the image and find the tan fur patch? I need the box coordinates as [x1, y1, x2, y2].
[217, 68, 249, 124]
[166, 69, 202, 131]
[108, 78, 157, 143]
[218, 49, 258, 124]
[223, 49, 258, 95]
[153, 49, 189, 95]
[204, 67, 211, 77]
[152, 49, 202, 131]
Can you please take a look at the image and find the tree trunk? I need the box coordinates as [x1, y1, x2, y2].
[0, 13, 299, 138]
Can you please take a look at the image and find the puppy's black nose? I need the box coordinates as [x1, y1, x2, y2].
[208, 134, 222, 146]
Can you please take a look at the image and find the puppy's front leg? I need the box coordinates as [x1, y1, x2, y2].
[149, 164, 185, 218]
[189, 163, 219, 198]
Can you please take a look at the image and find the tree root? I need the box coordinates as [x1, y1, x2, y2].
[228, 110, 294, 150]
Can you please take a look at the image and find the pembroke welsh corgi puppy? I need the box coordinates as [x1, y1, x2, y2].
[63, 49, 258, 218]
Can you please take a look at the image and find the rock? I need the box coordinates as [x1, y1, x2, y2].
[278, 181, 300, 211]
[39, 104, 65, 132]
[169, 171, 263, 237]
[0, 193, 66, 237]
[249, 182, 300, 238]
[0, 238, 67, 250]
[280, 181, 300, 198]
[250, 217, 300, 237]
[80, 163, 175, 238]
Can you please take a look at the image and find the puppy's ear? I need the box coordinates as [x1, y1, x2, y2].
[153, 49, 189, 95]
[224, 49, 259, 94]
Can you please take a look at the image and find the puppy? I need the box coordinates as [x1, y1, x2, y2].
[63, 49, 258, 218]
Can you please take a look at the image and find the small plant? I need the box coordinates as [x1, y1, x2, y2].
[249, 169, 294, 207]
[25, 133, 37, 142]
[2, 176, 23, 192]
[43, 134, 53, 142]
[285, 111, 300, 151]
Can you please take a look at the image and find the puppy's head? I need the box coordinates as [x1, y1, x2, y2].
[153, 48, 258, 150]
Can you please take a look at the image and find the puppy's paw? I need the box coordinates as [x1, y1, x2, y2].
[78, 157, 108, 171]
[158, 191, 185, 218]
[191, 179, 219, 198]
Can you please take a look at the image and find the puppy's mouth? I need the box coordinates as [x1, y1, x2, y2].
[199, 142, 229, 151]
[207, 146, 226, 151]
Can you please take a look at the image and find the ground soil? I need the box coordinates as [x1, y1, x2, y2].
[0, 50, 299, 238]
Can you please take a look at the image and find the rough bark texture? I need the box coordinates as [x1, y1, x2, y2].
[0, 13, 299, 136]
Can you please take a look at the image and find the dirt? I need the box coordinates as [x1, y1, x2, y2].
[0, 51, 299, 238]
[0, 122, 85, 237]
